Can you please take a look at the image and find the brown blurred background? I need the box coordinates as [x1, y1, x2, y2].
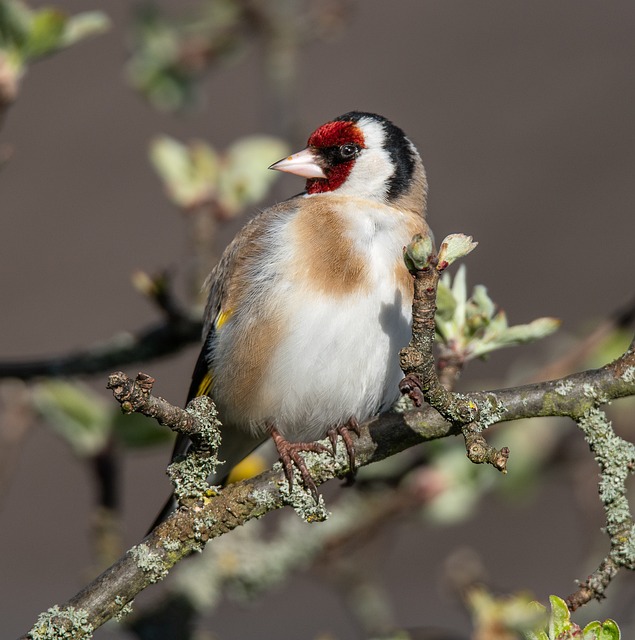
[2, 1, 635, 638]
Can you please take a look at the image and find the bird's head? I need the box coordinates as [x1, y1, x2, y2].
[270, 112, 427, 209]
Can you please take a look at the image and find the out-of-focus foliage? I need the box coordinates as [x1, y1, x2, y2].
[32, 380, 170, 456]
[126, 0, 355, 112]
[466, 587, 546, 639]
[436, 265, 560, 361]
[0, 0, 108, 76]
[150, 134, 289, 216]
[169, 489, 416, 611]
[584, 328, 635, 370]
[420, 442, 498, 524]
[126, 1, 250, 112]
[111, 409, 173, 449]
[33, 381, 111, 456]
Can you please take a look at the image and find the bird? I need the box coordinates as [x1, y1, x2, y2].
[152, 111, 430, 528]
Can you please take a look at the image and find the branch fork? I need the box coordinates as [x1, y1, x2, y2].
[107, 372, 213, 444]
[399, 233, 507, 471]
[107, 372, 222, 508]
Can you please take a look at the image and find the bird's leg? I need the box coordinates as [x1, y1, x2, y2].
[327, 416, 361, 479]
[268, 424, 329, 501]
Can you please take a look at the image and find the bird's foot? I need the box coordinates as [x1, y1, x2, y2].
[399, 373, 424, 407]
[269, 425, 329, 501]
[327, 416, 361, 482]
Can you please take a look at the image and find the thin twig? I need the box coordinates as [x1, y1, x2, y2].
[566, 558, 620, 611]
[106, 372, 201, 440]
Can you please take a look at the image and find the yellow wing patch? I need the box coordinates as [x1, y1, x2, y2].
[196, 372, 213, 397]
[195, 309, 233, 397]
[215, 309, 233, 330]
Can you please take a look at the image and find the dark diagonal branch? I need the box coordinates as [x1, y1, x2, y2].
[0, 316, 201, 381]
[0, 271, 201, 381]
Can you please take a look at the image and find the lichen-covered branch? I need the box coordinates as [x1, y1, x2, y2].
[107, 372, 201, 440]
[565, 406, 635, 610]
[565, 558, 620, 612]
[398, 235, 635, 609]
[21, 347, 635, 638]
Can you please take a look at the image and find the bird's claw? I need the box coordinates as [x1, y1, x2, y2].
[269, 425, 328, 501]
[327, 416, 361, 481]
[399, 373, 424, 407]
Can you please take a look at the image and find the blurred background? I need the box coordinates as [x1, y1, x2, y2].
[1, 1, 635, 638]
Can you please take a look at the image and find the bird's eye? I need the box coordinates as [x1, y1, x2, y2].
[339, 144, 358, 159]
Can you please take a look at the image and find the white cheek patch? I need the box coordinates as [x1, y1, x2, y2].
[357, 116, 387, 147]
[333, 118, 394, 201]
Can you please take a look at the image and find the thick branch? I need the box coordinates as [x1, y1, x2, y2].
[21, 347, 635, 638]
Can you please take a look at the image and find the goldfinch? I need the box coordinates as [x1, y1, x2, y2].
[153, 112, 430, 526]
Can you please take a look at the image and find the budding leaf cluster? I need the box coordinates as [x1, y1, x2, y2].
[467, 589, 620, 640]
[403, 233, 434, 271]
[32, 380, 171, 456]
[525, 596, 620, 640]
[436, 265, 560, 360]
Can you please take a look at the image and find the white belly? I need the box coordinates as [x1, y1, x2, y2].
[260, 284, 412, 441]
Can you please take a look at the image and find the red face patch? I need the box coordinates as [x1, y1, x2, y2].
[305, 168, 346, 193]
[306, 120, 366, 194]
[307, 120, 365, 149]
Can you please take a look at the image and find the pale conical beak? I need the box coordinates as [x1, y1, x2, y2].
[269, 147, 326, 179]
